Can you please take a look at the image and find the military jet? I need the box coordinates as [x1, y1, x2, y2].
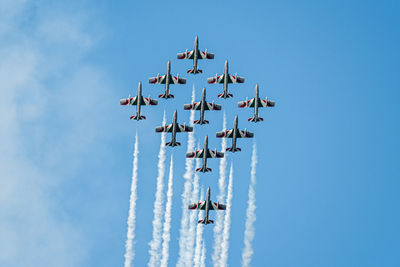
[155, 110, 193, 147]
[216, 115, 254, 152]
[120, 82, 158, 120]
[186, 135, 224, 172]
[149, 61, 186, 99]
[177, 35, 214, 74]
[238, 84, 275, 122]
[207, 60, 245, 99]
[184, 88, 221, 125]
[188, 187, 226, 225]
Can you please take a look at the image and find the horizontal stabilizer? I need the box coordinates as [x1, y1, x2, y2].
[248, 117, 263, 123]
[196, 167, 212, 173]
[194, 119, 209, 125]
[187, 67, 202, 74]
[130, 115, 146, 120]
[226, 147, 241, 153]
[166, 141, 180, 147]
[198, 219, 214, 225]
[158, 93, 174, 99]
[218, 93, 233, 99]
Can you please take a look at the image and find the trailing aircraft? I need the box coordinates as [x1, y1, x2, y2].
[149, 61, 186, 99]
[186, 135, 224, 172]
[207, 60, 244, 98]
[216, 115, 253, 152]
[188, 187, 226, 225]
[184, 87, 221, 125]
[119, 82, 158, 120]
[155, 110, 193, 147]
[237, 84, 275, 122]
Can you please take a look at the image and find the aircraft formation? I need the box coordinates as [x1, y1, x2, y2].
[120, 36, 275, 225]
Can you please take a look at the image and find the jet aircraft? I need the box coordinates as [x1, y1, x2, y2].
[149, 61, 186, 99]
[207, 60, 245, 98]
[119, 82, 158, 120]
[184, 87, 221, 125]
[188, 187, 226, 225]
[155, 110, 193, 147]
[216, 115, 253, 152]
[186, 135, 224, 172]
[237, 84, 275, 122]
[177, 36, 214, 74]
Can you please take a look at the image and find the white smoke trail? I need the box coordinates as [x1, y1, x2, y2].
[200, 241, 206, 267]
[148, 112, 167, 267]
[220, 163, 234, 267]
[124, 132, 139, 267]
[177, 84, 196, 267]
[193, 187, 204, 267]
[212, 112, 227, 266]
[241, 141, 258, 267]
[185, 157, 200, 265]
[160, 154, 174, 267]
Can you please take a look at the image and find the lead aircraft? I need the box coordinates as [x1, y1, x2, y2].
[237, 84, 275, 122]
[186, 135, 224, 172]
[216, 115, 253, 152]
[155, 110, 193, 147]
[207, 60, 245, 98]
[188, 187, 226, 225]
[177, 35, 214, 74]
[149, 61, 186, 99]
[119, 82, 158, 120]
[184, 87, 221, 125]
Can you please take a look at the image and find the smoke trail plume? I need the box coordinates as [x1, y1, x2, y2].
[124, 132, 139, 267]
[220, 163, 234, 267]
[193, 187, 205, 267]
[177, 84, 196, 267]
[148, 112, 167, 267]
[241, 141, 258, 267]
[212, 112, 227, 266]
[160, 154, 174, 267]
[200, 242, 206, 267]
[185, 157, 200, 265]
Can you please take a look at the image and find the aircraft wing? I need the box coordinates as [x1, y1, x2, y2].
[228, 74, 245, 84]
[155, 124, 173, 133]
[238, 129, 254, 138]
[207, 75, 224, 84]
[216, 129, 234, 138]
[199, 50, 215, 59]
[206, 149, 224, 158]
[184, 102, 202, 110]
[177, 50, 194, 59]
[260, 98, 275, 107]
[120, 96, 137, 106]
[210, 202, 226, 210]
[176, 124, 193, 133]
[186, 149, 204, 158]
[149, 75, 166, 84]
[142, 97, 158, 106]
[188, 201, 206, 210]
[205, 102, 222, 111]
[238, 98, 255, 108]
[170, 75, 186, 84]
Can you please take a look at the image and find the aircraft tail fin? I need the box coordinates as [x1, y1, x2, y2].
[226, 147, 241, 153]
[248, 116, 263, 123]
[158, 93, 174, 99]
[187, 67, 202, 74]
[130, 115, 146, 120]
[217, 92, 233, 99]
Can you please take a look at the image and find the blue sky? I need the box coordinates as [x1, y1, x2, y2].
[1, 1, 399, 266]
